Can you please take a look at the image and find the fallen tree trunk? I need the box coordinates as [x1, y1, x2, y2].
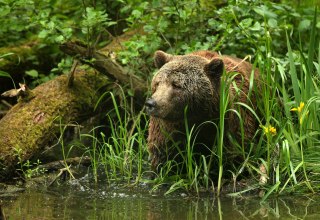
[0, 36, 150, 180]
[0, 69, 109, 180]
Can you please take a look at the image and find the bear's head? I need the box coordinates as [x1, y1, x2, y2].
[145, 50, 224, 121]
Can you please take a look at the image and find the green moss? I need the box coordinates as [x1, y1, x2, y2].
[0, 68, 109, 179]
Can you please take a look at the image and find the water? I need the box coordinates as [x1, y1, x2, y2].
[0, 170, 320, 220]
[2, 179, 320, 220]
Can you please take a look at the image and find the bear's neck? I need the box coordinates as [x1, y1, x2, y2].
[159, 116, 213, 134]
[157, 117, 217, 148]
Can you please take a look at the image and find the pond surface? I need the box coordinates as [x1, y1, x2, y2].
[1, 178, 320, 220]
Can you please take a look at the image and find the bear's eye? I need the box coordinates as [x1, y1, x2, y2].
[152, 82, 159, 92]
[172, 82, 181, 89]
[152, 82, 159, 88]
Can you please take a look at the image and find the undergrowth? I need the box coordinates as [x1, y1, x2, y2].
[77, 24, 320, 198]
[3, 0, 318, 198]
[65, 3, 320, 198]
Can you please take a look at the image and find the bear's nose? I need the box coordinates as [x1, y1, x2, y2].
[145, 98, 156, 115]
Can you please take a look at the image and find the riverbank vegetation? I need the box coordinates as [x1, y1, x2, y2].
[0, 0, 319, 199]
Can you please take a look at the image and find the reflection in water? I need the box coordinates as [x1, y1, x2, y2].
[1, 184, 320, 220]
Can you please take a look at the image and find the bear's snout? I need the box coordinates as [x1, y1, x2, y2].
[145, 98, 157, 115]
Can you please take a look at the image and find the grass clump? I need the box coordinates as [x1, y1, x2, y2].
[249, 11, 320, 198]
[80, 89, 149, 184]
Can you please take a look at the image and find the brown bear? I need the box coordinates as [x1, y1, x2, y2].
[145, 50, 259, 171]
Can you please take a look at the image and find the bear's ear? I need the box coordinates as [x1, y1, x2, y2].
[204, 58, 224, 79]
[154, 50, 172, 69]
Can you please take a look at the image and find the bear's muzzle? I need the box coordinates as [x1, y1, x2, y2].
[145, 98, 157, 115]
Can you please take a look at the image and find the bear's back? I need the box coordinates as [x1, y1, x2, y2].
[190, 50, 219, 60]
[191, 50, 258, 80]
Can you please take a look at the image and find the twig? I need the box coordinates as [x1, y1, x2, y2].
[67, 59, 79, 87]
[0, 205, 6, 220]
[37, 156, 91, 171]
[1, 100, 12, 108]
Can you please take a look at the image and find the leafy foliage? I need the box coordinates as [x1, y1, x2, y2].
[114, 0, 319, 79]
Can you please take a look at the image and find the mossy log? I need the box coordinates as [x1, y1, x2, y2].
[0, 69, 109, 180]
[0, 34, 149, 180]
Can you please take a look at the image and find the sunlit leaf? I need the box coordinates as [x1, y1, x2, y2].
[0, 70, 11, 78]
[298, 19, 311, 31]
[0, 5, 10, 17]
[25, 69, 38, 78]
[254, 6, 277, 18]
[268, 18, 278, 28]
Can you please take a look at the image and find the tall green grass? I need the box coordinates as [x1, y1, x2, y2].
[253, 11, 320, 199]
[80, 88, 149, 184]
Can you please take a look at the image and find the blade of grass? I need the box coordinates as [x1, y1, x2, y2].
[286, 31, 301, 104]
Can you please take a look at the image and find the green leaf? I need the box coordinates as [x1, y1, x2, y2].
[55, 35, 65, 43]
[241, 18, 253, 28]
[253, 6, 277, 18]
[81, 7, 109, 33]
[127, 89, 134, 97]
[0, 5, 10, 17]
[132, 9, 142, 18]
[298, 19, 311, 31]
[38, 30, 48, 38]
[250, 21, 262, 31]
[107, 21, 117, 27]
[208, 18, 218, 27]
[0, 70, 15, 87]
[143, 24, 154, 32]
[268, 18, 277, 28]
[286, 31, 300, 103]
[0, 52, 14, 58]
[0, 70, 11, 78]
[25, 69, 38, 78]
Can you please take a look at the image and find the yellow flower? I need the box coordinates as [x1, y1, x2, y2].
[291, 102, 305, 113]
[269, 126, 277, 136]
[261, 125, 277, 136]
[291, 102, 308, 124]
